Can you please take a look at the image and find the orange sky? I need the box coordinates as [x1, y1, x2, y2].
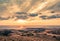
[0, 0, 60, 26]
[0, 18, 60, 26]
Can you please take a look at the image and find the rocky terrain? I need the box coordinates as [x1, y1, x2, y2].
[0, 28, 60, 41]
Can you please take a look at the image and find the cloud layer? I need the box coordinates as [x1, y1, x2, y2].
[0, 0, 59, 20]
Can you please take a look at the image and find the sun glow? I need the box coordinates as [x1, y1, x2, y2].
[16, 19, 27, 25]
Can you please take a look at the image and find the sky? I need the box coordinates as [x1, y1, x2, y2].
[0, 0, 60, 26]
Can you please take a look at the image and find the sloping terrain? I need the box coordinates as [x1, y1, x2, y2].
[0, 28, 60, 41]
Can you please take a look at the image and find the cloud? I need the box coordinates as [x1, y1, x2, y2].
[47, 1, 60, 11]
[47, 14, 60, 19]
[0, 0, 59, 21]
[39, 15, 48, 19]
[0, 17, 10, 20]
[0, 0, 10, 4]
[15, 12, 27, 14]
[39, 14, 60, 19]
[0, 5, 7, 13]
[16, 15, 28, 19]
[15, 12, 28, 19]
[29, 13, 38, 17]
[0, 14, 15, 20]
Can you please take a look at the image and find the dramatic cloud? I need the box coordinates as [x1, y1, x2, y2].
[47, 14, 60, 19]
[16, 15, 28, 19]
[29, 13, 38, 17]
[47, 1, 60, 11]
[39, 14, 60, 19]
[0, 17, 10, 20]
[15, 12, 27, 14]
[39, 15, 47, 19]
[0, 0, 59, 21]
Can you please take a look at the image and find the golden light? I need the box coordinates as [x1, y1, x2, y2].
[16, 19, 27, 23]
[16, 19, 27, 25]
[16, 19, 28, 29]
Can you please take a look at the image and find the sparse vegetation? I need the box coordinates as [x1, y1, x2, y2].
[0, 28, 60, 41]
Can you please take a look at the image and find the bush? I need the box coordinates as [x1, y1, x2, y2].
[0, 30, 13, 36]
